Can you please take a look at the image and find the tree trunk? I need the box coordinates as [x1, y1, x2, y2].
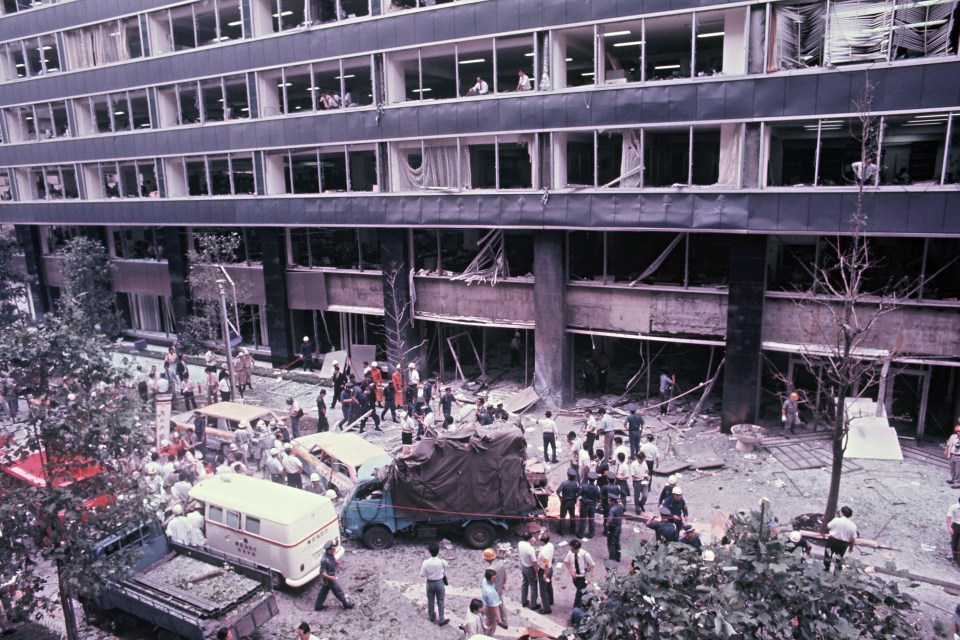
[821, 428, 845, 533]
[56, 559, 80, 640]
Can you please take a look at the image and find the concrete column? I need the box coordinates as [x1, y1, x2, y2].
[720, 235, 767, 433]
[533, 231, 571, 407]
[379, 228, 419, 367]
[257, 227, 295, 366]
[14, 225, 49, 318]
[162, 227, 190, 326]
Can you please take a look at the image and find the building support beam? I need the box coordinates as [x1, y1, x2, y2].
[257, 227, 295, 367]
[533, 230, 571, 408]
[14, 225, 49, 318]
[162, 226, 190, 328]
[721, 234, 767, 433]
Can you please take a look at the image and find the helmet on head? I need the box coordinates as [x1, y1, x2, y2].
[789, 531, 802, 543]
[672, 486, 683, 495]
[482, 548, 496, 561]
[667, 474, 678, 484]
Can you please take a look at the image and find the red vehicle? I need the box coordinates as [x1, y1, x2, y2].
[0, 450, 112, 511]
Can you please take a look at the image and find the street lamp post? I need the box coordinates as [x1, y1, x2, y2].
[217, 280, 236, 402]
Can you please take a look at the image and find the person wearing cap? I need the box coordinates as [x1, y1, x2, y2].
[662, 486, 688, 525]
[369, 361, 384, 407]
[539, 411, 559, 464]
[624, 403, 645, 460]
[564, 539, 594, 609]
[235, 347, 253, 396]
[659, 474, 679, 506]
[680, 524, 702, 550]
[314, 541, 354, 611]
[264, 447, 285, 483]
[380, 379, 398, 423]
[234, 420, 252, 461]
[481, 548, 509, 628]
[165, 503, 192, 545]
[786, 530, 811, 558]
[599, 471, 619, 527]
[605, 489, 625, 562]
[556, 467, 581, 536]
[438, 387, 458, 428]
[298, 336, 315, 371]
[337, 381, 359, 430]
[358, 385, 381, 433]
[287, 397, 303, 439]
[647, 506, 679, 543]
[578, 472, 602, 538]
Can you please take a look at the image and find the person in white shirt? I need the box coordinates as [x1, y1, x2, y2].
[851, 156, 878, 184]
[583, 409, 598, 455]
[536, 533, 554, 614]
[184, 505, 206, 546]
[564, 539, 594, 609]
[613, 437, 631, 464]
[539, 411, 559, 464]
[296, 622, 320, 640]
[640, 434, 660, 475]
[165, 504, 192, 545]
[460, 598, 484, 638]
[468, 76, 489, 95]
[281, 444, 304, 489]
[630, 454, 651, 514]
[516, 69, 532, 91]
[419, 543, 449, 626]
[577, 443, 592, 483]
[171, 472, 193, 504]
[824, 506, 858, 572]
[948, 497, 960, 565]
[517, 531, 541, 610]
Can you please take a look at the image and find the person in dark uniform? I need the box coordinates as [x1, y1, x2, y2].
[330, 361, 345, 409]
[556, 468, 580, 536]
[647, 506, 679, 542]
[600, 470, 620, 526]
[337, 382, 357, 429]
[358, 385, 381, 433]
[624, 403, 645, 461]
[382, 380, 398, 423]
[786, 530, 812, 559]
[578, 472, 602, 538]
[315, 389, 329, 433]
[605, 494, 625, 562]
[439, 387, 458, 426]
[662, 486, 689, 524]
[314, 541, 354, 611]
[658, 474, 679, 506]
[680, 525, 702, 550]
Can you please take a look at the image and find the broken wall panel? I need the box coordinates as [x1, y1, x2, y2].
[412, 277, 535, 324]
[566, 284, 727, 336]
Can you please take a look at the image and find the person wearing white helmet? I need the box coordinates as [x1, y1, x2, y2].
[145, 462, 165, 498]
[661, 486, 688, 524]
[299, 336, 315, 371]
[263, 447, 285, 484]
[786, 530, 811, 558]
[658, 474, 680, 505]
[369, 361, 384, 408]
[307, 472, 325, 494]
[165, 503, 192, 545]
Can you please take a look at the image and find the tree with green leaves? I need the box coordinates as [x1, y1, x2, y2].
[179, 231, 247, 355]
[0, 226, 26, 324]
[59, 236, 123, 338]
[0, 302, 154, 640]
[570, 504, 919, 639]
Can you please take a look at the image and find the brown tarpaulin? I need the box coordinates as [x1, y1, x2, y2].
[386, 424, 539, 519]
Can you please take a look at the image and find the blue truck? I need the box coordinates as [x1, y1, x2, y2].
[340, 425, 543, 550]
[80, 521, 278, 640]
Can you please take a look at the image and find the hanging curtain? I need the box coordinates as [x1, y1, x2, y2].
[61, 30, 88, 69]
[397, 144, 471, 191]
[717, 124, 742, 187]
[618, 130, 642, 188]
[774, 2, 825, 68]
[891, 0, 958, 58]
[824, 0, 895, 65]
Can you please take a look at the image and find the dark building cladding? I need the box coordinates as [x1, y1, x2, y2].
[1, 0, 960, 437]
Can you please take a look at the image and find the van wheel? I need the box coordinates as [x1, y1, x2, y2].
[463, 522, 497, 549]
[362, 526, 395, 550]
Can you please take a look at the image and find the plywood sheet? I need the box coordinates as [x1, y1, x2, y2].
[844, 418, 903, 460]
[346, 344, 377, 374]
[318, 350, 347, 379]
[500, 386, 540, 414]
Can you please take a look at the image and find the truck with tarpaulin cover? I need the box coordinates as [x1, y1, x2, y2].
[339, 425, 543, 550]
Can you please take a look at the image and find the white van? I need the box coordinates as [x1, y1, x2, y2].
[188, 474, 343, 587]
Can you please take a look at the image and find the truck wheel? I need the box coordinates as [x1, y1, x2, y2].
[362, 525, 395, 550]
[463, 522, 497, 549]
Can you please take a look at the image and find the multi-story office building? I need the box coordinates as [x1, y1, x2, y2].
[1, 0, 959, 438]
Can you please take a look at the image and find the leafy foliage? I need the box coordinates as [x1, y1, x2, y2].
[179, 231, 245, 354]
[0, 305, 154, 637]
[59, 236, 123, 338]
[571, 505, 918, 640]
[0, 226, 26, 323]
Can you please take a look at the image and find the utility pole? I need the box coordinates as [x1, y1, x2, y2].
[217, 280, 235, 402]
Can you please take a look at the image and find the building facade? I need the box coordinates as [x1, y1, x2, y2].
[1, 0, 959, 437]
